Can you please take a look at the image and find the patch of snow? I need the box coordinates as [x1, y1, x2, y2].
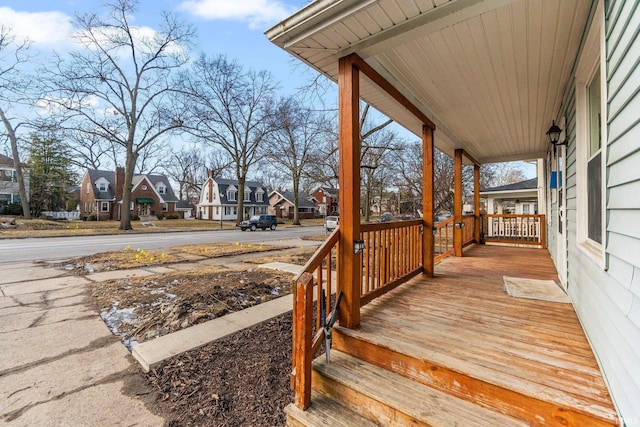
[100, 305, 137, 334]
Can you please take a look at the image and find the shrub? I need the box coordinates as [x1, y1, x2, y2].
[88, 214, 97, 221]
[166, 213, 180, 219]
[156, 213, 165, 220]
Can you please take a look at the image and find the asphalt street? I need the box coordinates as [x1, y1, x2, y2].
[0, 226, 324, 264]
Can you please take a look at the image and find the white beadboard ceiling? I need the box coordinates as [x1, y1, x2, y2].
[267, 0, 592, 163]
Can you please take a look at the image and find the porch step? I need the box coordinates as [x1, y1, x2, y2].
[285, 393, 379, 427]
[333, 325, 619, 426]
[312, 350, 528, 427]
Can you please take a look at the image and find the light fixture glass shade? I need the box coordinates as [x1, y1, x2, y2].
[547, 120, 562, 145]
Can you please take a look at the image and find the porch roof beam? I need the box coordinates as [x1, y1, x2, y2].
[345, 53, 436, 130]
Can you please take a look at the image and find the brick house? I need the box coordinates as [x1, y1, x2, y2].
[269, 189, 317, 219]
[312, 187, 338, 216]
[79, 167, 179, 220]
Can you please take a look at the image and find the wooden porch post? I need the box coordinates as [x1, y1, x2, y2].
[454, 149, 463, 257]
[337, 55, 361, 329]
[422, 125, 435, 276]
[474, 164, 480, 243]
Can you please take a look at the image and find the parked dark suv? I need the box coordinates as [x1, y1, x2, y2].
[240, 215, 278, 231]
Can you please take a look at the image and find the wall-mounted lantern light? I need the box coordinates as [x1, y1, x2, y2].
[546, 120, 566, 147]
[354, 240, 365, 254]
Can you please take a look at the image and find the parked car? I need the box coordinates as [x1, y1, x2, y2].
[435, 210, 452, 222]
[240, 215, 278, 231]
[325, 216, 339, 232]
[377, 212, 393, 222]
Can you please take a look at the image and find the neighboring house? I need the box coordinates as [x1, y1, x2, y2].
[0, 154, 29, 212]
[79, 167, 179, 220]
[175, 200, 193, 219]
[312, 187, 338, 216]
[481, 160, 546, 215]
[481, 179, 539, 215]
[370, 193, 397, 215]
[196, 171, 269, 220]
[269, 189, 317, 219]
[268, 0, 639, 423]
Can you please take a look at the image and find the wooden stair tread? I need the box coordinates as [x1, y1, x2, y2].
[314, 350, 528, 427]
[334, 325, 618, 425]
[285, 393, 380, 427]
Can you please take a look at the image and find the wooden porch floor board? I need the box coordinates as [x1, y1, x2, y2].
[340, 245, 618, 425]
[366, 297, 594, 352]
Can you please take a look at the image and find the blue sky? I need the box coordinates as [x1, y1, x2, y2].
[0, 0, 535, 178]
[0, 0, 313, 94]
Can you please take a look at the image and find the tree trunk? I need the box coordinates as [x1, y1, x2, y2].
[364, 180, 372, 222]
[0, 108, 31, 219]
[236, 177, 245, 226]
[292, 178, 300, 225]
[119, 149, 136, 230]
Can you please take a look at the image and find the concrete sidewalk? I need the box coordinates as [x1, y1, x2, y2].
[0, 237, 320, 425]
[0, 263, 163, 426]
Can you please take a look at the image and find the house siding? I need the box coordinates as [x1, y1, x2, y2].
[557, 0, 640, 420]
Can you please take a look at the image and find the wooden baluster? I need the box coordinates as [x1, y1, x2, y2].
[315, 265, 322, 331]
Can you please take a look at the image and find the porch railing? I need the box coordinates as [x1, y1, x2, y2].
[434, 217, 454, 262]
[360, 219, 423, 305]
[462, 214, 475, 246]
[292, 216, 481, 409]
[481, 214, 546, 247]
[292, 229, 339, 409]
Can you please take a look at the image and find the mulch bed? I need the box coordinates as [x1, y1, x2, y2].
[140, 312, 293, 427]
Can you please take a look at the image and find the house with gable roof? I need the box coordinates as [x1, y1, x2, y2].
[269, 189, 317, 219]
[196, 170, 269, 221]
[311, 186, 338, 216]
[79, 167, 179, 220]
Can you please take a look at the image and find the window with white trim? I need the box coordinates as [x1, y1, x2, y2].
[98, 182, 107, 191]
[244, 190, 251, 201]
[86, 183, 90, 193]
[227, 190, 237, 201]
[575, 0, 605, 261]
[586, 69, 602, 245]
[158, 185, 166, 194]
[162, 203, 168, 212]
[101, 202, 109, 212]
[256, 191, 264, 202]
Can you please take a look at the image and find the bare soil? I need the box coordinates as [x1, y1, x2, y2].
[86, 266, 294, 345]
[126, 312, 293, 427]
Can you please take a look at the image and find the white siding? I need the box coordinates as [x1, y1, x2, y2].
[561, 0, 640, 420]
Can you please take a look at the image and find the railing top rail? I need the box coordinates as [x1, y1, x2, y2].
[294, 228, 339, 283]
[361, 219, 422, 232]
[434, 216, 454, 229]
[482, 214, 545, 218]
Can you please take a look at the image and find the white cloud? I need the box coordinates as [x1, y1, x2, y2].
[179, 0, 295, 29]
[0, 7, 74, 49]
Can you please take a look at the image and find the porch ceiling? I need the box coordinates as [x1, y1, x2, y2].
[266, 0, 592, 164]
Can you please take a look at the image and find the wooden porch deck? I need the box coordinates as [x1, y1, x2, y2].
[288, 245, 619, 426]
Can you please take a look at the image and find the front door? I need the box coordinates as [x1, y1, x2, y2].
[556, 139, 567, 288]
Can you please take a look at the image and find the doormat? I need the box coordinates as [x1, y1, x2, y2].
[503, 276, 571, 304]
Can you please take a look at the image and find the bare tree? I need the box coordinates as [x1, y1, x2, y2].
[0, 25, 33, 218]
[162, 147, 231, 202]
[42, 0, 195, 229]
[265, 97, 326, 224]
[180, 54, 277, 225]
